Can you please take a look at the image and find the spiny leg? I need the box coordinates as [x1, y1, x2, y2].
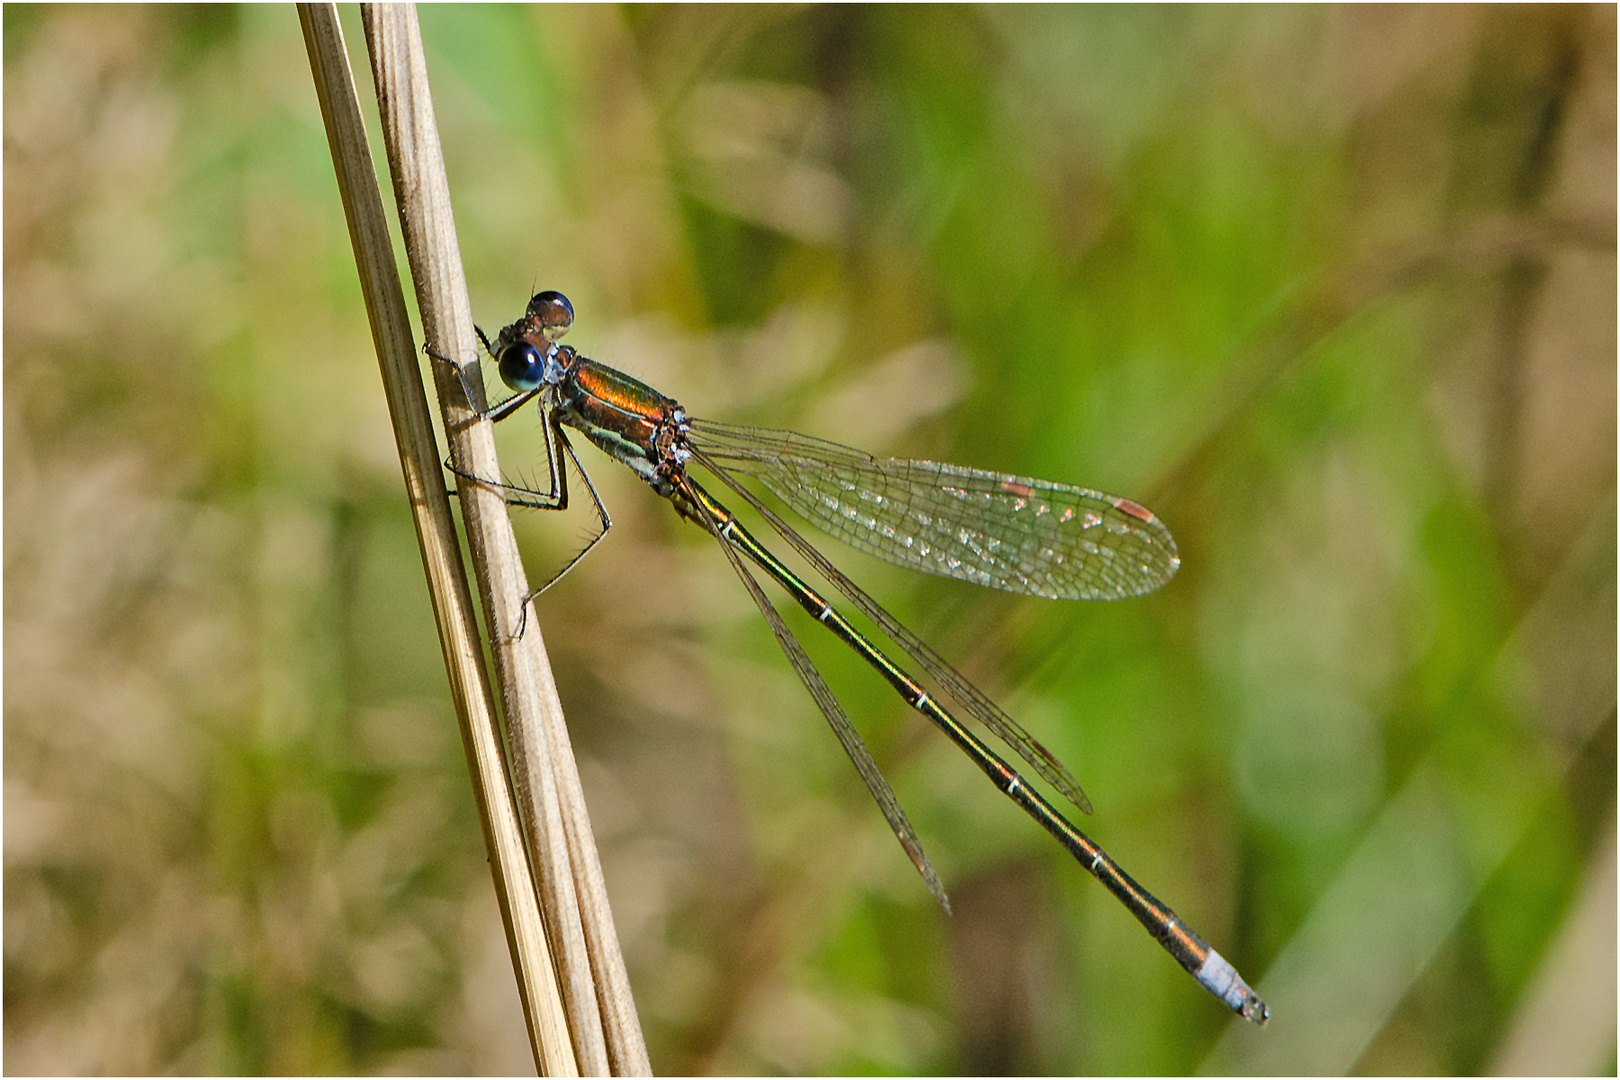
[505, 422, 613, 639]
[423, 341, 612, 640]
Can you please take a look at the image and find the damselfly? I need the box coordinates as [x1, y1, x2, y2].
[449, 290, 1267, 1023]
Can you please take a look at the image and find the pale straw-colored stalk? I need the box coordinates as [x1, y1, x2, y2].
[297, 5, 649, 1074]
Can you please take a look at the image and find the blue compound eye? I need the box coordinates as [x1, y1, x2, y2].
[499, 342, 546, 392]
[528, 290, 574, 340]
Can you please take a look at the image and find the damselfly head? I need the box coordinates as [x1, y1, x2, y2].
[493, 292, 577, 392]
[498, 340, 573, 393]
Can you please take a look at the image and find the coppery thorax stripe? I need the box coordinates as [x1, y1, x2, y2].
[562, 360, 683, 472]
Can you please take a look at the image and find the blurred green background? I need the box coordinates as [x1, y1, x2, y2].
[6, 5, 1614, 1075]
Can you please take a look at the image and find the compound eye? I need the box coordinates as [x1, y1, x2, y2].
[528, 290, 574, 340]
[498, 342, 546, 392]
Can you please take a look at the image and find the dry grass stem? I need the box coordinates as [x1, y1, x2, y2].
[358, 4, 648, 1075]
[298, 4, 598, 1074]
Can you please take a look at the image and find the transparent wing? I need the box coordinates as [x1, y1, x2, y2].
[676, 474, 951, 911]
[690, 420, 1179, 600]
[692, 447, 1094, 816]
